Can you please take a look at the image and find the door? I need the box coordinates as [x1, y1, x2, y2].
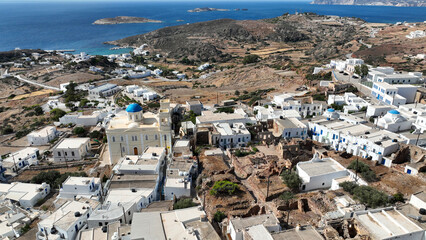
[133, 147, 138, 155]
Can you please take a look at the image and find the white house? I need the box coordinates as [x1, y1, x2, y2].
[367, 67, 423, 84]
[212, 122, 251, 149]
[377, 110, 412, 132]
[27, 126, 57, 146]
[186, 100, 203, 115]
[164, 160, 195, 201]
[37, 199, 99, 240]
[2, 147, 39, 171]
[371, 82, 417, 106]
[327, 95, 345, 105]
[273, 117, 307, 140]
[414, 115, 426, 133]
[53, 138, 91, 162]
[296, 155, 350, 191]
[354, 208, 426, 240]
[309, 117, 406, 161]
[88, 84, 120, 99]
[196, 111, 256, 125]
[0, 182, 50, 208]
[228, 214, 281, 240]
[113, 147, 166, 177]
[366, 105, 395, 117]
[58, 177, 102, 200]
[59, 111, 107, 126]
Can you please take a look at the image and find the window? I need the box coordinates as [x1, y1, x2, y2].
[134, 136, 137, 141]
[155, 134, 158, 140]
[112, 136, 115, 142]
[121, 136, 124, 142]
[145, 135, 148, 140]
[58, 152, 61, 157]
[71, 151, 75, 157]
[65, 152, 68, 156]
[164, 135, 167, 141]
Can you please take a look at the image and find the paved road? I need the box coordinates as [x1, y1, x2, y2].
[13, 74, 60, 91]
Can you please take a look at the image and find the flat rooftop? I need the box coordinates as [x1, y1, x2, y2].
[56, 138, 89, 149]
[107, 112, 159, 130]
[131, 212, 166, 240]
[298, 158, 346, 177]
[28, 126, 56, 137]
[63, 177, 99, 186]
[271, 225, 323, 240]
[356, 208, 423, 239]
[230, 214, 279, 231]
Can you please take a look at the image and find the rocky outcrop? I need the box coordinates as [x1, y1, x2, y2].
[93, 16, 162, 25]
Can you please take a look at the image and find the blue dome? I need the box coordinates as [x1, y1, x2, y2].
[389, 110, 400, 115]
[327, 108, 335, 112]
[126, 103, 143, 113]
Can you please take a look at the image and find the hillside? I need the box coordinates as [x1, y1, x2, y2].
[311, 0, 426, 7]
[107, 13, 365, 62]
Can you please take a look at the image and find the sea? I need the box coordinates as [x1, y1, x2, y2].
[0, 0, 425, 55]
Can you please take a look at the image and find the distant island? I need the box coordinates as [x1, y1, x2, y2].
[93, 16, 162, 25]
[188, 7, 231, 12]
[311, 0, 426, 7]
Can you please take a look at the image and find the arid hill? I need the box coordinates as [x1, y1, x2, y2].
[107, 13, 365, 62]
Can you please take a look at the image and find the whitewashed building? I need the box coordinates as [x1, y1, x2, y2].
[273, 117, 307, 140]
[297, 155, 357, 191]
[371, 82, 417, 106]
[59, 111, 107, 126]
[0, 182, 50, 208]
[377, 109, 412, 132]
[53, 138, 91, 162]
[88, 83, 120, 99]
[212, 122, 251, 148]
[27, 126, 58, 146]
[2, 147, 39, 171]
[228, 214, 281, 240]
[58, 177, 102, 200]
[37, 199, 99, 240]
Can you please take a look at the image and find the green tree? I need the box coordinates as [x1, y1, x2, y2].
[355, 64, 369, 78]
[34, 106, 44, 116]
[214, 210, 226, 222]
[210, 180, 239, 196]
[281, 170, 302, 192]
[234, 90, 240, 96]
[73, 127, 87, 137]
[242, 54, 260, 64]
[50, 108, 66, 121]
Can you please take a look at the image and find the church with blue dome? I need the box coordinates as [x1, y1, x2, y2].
[105, 100, 172, 164]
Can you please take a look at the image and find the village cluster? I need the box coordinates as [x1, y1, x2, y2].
[0, 45, 425, 240]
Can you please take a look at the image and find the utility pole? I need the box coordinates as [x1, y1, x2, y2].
[266, 174, 271, 200]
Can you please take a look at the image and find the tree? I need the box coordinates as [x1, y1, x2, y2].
[73, 127, 87, 137]
[34, 106, 44, 116]
[355, 64, 369, 78]
[210, 180, 239, 196]
[281, 170, 302, 192]
[242, 54, 260, 64]
[234, 90, 240, 96]
[214, 211, 226, 222]
[50, 108, 66, 121]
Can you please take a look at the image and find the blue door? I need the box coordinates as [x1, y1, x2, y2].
[407, 169, 412, 174]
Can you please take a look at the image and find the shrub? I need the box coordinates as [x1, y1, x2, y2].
[279, 191, 295, 203]
[31, 170, 87, 189]
[174, 198, 197, 209]
[339, 181, 389, 208]
[242, 54, 260, 64]
[214, 210, 226, 222]
[210, 180, 239, 196]
[391, 192, 404, 203]
[347, 160, 378, 182]
[281, 170, 302, 192]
